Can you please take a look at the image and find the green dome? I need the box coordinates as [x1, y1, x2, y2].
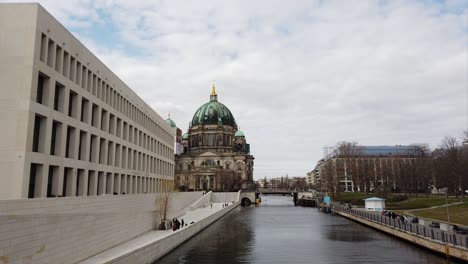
[235, 130, 245, 137]
[191, 100, 236, 127]
[182, 133, 189, 140]
[165, 118, 176, 128]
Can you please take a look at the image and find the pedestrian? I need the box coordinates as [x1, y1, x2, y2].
[181, 219, 184, 228]
[210, 204, 213, 209]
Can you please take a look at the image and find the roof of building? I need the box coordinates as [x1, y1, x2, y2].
[336, 145, 423, 156]
[363, 197, 386, 201]
[182, 133, 189, 140]
[191, 86, 236, 127]
[235, 130, 245, 137]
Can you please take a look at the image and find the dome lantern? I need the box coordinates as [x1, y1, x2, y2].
[210, 80, 217, 102]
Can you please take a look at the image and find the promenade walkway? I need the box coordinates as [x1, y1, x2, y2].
[79, 202, 236, 264]
[332, 203, 468, 261]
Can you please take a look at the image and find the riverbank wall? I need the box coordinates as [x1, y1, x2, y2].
[0, 191, 230, 264]
[333, 205, 468, 261]
[85, 200, 240, 264]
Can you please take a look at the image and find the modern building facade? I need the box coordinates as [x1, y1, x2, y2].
[0, 3, 175, 199]
[315, 145, 430, 193]
[174, 86, 254, 191]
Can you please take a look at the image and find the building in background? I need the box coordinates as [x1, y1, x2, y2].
[166, 115, 183, 155]
[315, 145, 431, 193]
[174, 86, 254, 191]
[0, 4, 175, 199]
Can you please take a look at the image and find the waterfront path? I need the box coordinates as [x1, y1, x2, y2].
[332, 203, 468, 261]
[79, 202, 236, 264]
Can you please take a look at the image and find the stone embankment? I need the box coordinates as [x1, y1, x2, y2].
[332, 203, 468, 261]
[79, 195, 240, 264]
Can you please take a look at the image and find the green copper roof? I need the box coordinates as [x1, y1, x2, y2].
[235, 130, 245, 137]
[182, 133, 189, 140]
[191, 101, 236, 127]
[165, 118, 176, 128]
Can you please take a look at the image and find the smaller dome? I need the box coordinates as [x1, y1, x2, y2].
[165, 118, 176, 128]
[182, 133, 189, 140]
[235, 130, 245, 137]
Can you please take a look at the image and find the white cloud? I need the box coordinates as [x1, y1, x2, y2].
[6, 0, 466, 178]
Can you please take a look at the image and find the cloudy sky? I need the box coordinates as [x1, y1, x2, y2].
[9, 0, 467, 179]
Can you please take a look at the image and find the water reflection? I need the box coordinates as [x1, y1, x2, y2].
[155, 196, 463, 264]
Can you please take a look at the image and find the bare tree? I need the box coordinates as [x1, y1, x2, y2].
[322, 161, 336, 194]
[336, 141, 364, 192]
[433, 136, 465, 199]
[156, 187, 172, 230]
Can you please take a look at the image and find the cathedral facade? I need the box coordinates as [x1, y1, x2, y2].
[171, 85, 254, 191]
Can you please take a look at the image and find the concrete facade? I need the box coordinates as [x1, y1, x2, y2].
[0, 192, 205, 264]
[0, 3, 175, 199]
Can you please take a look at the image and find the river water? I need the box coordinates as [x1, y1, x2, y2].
[155, 196, 463, 264]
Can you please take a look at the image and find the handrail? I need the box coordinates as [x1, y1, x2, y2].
[332, 203, 468, 249]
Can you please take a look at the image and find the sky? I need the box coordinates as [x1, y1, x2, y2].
[6, 0, 467, 179]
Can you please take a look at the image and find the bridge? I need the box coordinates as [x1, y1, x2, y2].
[240, 190, 320, 206]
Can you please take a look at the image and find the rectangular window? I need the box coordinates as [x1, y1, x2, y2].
[128, 125, 133, 143]
[97, 171, 105, 195]
[114, 174, 119, 194]
[78, 130, 87, 161]
[88, 170, 96, 196]
[69, 56, 76, 83]
[53, 82, 65, 112]
[28, 163, 39, 198]
[127, 148, 132, 170]
[106, 173, 113, 194]
[116, 118, 122, 138]
[55, 45, 62, 72]
[91, 104, 99, 128]
[40, 33, 47, 62]
[63, 167, 73, 197]
[122, 146, 127, 169]
[76, 169, 85, 196]
[65, 126, 76, 158]
[81, 67, 87, 90]
[76, 62, 82, 86]
[36, 73, 50, 105]
[107, 141, 114, 166]
[87, 71, 92, 93]
[47, 39, 54, 67]
[92, 74, 97, 96]
[80, 97, 90, 124]
[63, 51, 69, 78]
[101, 109, 108, 131]
[109, 114, 115, 135]
[99, 138, 106, 164]
[50, 120, 62, 156]
[68, 90, 78, 118]
[97, 78, 102, 99]
[115, 144, 121, 167]
[90, 135, 98, 162]
[47, 165, 59, 198]
[32, 114, 46, 153]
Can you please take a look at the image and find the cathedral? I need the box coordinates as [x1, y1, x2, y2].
[169, 85, 255, 191]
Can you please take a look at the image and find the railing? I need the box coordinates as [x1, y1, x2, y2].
[332, 203, 468, 249]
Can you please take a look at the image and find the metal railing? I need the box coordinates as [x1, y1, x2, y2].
[332, 203, 468, 249]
